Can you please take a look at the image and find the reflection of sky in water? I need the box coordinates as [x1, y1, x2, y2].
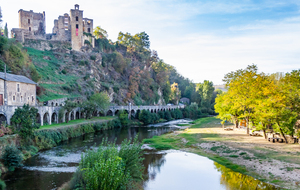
[144, 151, 225, 190]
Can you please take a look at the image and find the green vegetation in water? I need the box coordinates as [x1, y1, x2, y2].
[64, 136, 144, 190]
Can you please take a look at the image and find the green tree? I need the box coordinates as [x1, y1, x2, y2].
[93, 26, 108, 39]
[4, 23, 8, 37]
[10, 104, 39, 139]
[90, 92, 110, 113]
[196, 80, 214, 109]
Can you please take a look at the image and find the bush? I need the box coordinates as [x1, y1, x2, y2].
[164, 111, 172, 121]
[69, 137, 144, 190]
[139, 110, 151, 125]
[10, 104, 39, 140]
[61, 69, 67, 74]
[200, 107, 208, 113]
[118, 111, 129, 127]
[1, 145, 23, 171]
[90, 55, 96, 61]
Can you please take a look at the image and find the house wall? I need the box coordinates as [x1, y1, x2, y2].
[6, 81, 36, 106]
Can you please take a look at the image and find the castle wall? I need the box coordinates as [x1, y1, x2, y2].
[12, 5, 94, 51]
[18, 9, 45, 35]
[83, 18, 93, 34]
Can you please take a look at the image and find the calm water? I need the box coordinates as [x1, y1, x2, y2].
[2, 120, 280, 190]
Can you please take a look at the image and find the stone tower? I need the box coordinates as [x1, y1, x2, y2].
[70, 4, 83, 51]
[18, 9, 45, 34]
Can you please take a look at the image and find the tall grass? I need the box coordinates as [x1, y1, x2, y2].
[67, 136, 144, 190]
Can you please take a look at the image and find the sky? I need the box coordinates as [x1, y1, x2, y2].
[1, 0, 300, 85]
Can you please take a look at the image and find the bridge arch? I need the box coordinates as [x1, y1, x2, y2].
[107, 110, 113, 116]
[80, 112, 85, 119]
[0, 113, 7, 125]
[76, 111, 80, 119]
[70, 111, 75, 120]
[65, 112, 69, 123]
[43, 112, 50, 125]
[99, 111, 105, 116]
[51, 112, 58, 124]
[36, 113, 41, 124]
[55, 103, 58, 107]
[115, 110, 119, 116]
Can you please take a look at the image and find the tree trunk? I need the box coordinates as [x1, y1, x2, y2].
[246, 118, 249, 135]
[263, 129, 267, 139]
[279, 127, 288, 144]
[235, 119, 239, 128]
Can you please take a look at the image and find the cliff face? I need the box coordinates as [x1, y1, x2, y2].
[25, 39, 165, 106]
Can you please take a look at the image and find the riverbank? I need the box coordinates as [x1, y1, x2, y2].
[143, 117, 300, 190]
[0, 116, 118, 176]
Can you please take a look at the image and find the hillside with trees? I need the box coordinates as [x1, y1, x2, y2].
[0, 8, 219, 111]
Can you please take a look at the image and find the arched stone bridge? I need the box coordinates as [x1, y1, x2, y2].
[0, 105, 184, 126]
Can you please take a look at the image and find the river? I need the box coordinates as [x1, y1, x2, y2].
[2, 120, 280, 190]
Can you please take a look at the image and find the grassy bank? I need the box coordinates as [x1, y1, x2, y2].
[143, 117, 300, 189]
[39, 116, 115, 130]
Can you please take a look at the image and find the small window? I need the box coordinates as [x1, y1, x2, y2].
[29, 27, 31, 31]
[87, 21, 90, 25]
[28, 19, 30, 24]
[28, 97, 30, 101]
[13, 96, 16, 102]
[17, 84, 20, 92]
[88, 28, 90, 33]
[20, 96, 23, 102]
[76, 16, 78, 21]
[32, 96, 34, 102]
[76, 24, 79, 29]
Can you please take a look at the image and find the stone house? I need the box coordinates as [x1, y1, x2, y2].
[0, 72, 37, 106]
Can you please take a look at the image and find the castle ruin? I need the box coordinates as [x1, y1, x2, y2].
[11, 4, 94, 51]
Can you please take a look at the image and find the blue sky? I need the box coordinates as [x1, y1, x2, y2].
[1, 0, 300, 84]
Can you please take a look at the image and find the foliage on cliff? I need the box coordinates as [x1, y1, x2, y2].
[0, 36, 40, 82]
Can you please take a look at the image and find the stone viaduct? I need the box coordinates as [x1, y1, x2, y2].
[0, 104, 184, 126]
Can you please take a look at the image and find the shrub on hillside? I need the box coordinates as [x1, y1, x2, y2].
[1, 145, 23, 171]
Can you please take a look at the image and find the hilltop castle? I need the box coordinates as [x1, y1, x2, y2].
[11, 4, 94, 51]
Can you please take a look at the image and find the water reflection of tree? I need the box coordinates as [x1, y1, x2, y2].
[143, 152, 167, 182]
[214, 163, 279, 190]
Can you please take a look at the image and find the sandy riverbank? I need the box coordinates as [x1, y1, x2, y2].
[143, 117, 300, 189]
